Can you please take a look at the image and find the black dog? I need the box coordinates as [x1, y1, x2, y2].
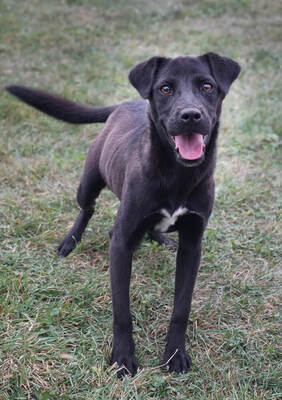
[6, 52, 240, 377]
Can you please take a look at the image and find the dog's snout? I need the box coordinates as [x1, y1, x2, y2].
[180, 108, 202, 122]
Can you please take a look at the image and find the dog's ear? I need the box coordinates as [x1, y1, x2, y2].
[202, 52, 241, 96]
[128, 56, 167, 99]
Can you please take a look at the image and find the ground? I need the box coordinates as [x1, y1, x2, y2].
[0, 0, 281, 399]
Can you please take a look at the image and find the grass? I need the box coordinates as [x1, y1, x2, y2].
[0, 0, 281, 398]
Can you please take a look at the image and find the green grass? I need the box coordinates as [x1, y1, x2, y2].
[0, 0, 281, 398]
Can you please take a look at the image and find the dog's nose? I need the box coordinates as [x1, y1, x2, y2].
[180, 108, 202, 122]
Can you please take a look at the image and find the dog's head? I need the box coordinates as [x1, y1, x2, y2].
[129, 53, 240, 167]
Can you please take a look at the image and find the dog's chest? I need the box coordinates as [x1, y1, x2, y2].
[154, 207, 188, 233]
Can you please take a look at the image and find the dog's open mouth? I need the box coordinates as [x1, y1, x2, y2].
[172, 133, 205, 163]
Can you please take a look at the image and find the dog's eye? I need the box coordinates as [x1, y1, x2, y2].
[201, 83, 213, 93]
[160, 85, 172, 95]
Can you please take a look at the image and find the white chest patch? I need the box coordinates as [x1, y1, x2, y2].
[155, 207, 188, 233]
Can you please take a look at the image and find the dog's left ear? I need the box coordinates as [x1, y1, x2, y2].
[202, 52, 241, 96]
[129, 56, 168, 99]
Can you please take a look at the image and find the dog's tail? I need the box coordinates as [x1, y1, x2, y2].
[5, 85, 117, 124]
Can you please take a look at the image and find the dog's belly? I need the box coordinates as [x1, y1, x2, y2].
[154, 207, 188, 233]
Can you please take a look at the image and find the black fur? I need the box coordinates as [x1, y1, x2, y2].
[6, 85, 117, 123]
[6, 52, 240, 378]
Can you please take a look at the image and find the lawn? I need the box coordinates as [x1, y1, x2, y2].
[0, 0, 281, 399]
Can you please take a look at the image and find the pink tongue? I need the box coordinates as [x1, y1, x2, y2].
[174, 133, 204, 160]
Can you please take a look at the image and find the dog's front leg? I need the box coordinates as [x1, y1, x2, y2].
[162, 214, 205, 373]
[109, 225, 139, 378]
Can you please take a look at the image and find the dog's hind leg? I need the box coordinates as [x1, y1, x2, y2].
[148, 230, 178, 249]
[57, 166, 105, 258]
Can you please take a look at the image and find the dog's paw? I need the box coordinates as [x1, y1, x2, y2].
[162, 348, 191, 374]
[111, 351, 138, 378]
[148, 231, 178, 249]
[57, 235, 77, 258]
[159, 235, 178, 249]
